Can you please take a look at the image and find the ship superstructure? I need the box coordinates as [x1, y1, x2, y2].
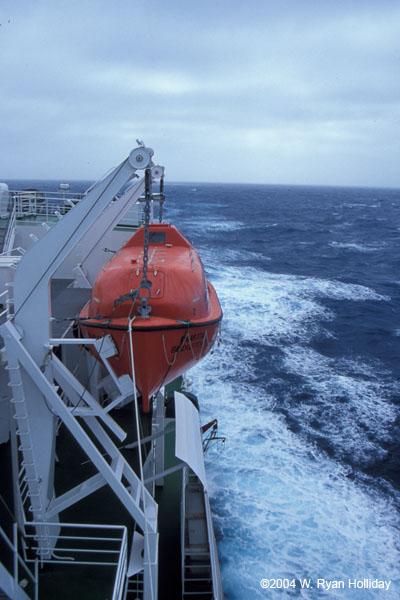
[0, 144, 223, 600]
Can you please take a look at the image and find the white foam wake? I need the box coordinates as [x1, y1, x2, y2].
[191, 345, 400, 599]
[204, 263, 388, 346]
[329, 241, 386, 253]
[188, 262, 399, 599]
[282, 346, 399, 465]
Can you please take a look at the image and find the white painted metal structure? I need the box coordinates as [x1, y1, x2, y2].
[0, 176, 148, 295]
[0, 523, 38, 600]
[0, 145, 162, 599]
[0, 145, 224, 599]
[175, 392, 208, 490]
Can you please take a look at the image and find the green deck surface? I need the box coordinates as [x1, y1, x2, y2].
[33, 402, 182, 599]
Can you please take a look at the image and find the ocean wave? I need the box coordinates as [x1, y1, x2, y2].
[188, 346, 400, 600]
[205, 265, 389, 346]
[168, 182, 400, 599]
[200, 247, 270, 265]
[204, 220, 245, 232]
[343, 203, 375, 208]
[181, 216, 245, 232]
[329, 241, 386, 252]
[281, 346, 398, 466]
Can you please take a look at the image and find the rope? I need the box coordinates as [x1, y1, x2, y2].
[161, 328, 189, 367]
[128, 316, 155, 600]
[162, 327, 211, 366]
[186, 328, 210, 361]
[157, 325, 214, 406]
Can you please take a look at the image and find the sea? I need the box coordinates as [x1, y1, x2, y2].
[5, 179, 400, 599]
[166, 182, 400, 600]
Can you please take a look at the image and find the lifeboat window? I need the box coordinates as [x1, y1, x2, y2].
[149, 232, 166, 243]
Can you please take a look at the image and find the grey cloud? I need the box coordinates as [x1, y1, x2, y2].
[0, 0, 399, 186]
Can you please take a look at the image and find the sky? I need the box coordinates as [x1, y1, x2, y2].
[0, 0, 399, 187]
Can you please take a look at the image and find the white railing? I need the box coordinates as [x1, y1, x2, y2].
[24, 521, 128, 600]
[11, 189, 78, 221]
[181, 467, 224, 600]
[0, 522, 39, 600]
[204, 492, 224, 600]
[2, 189, 147, 228]
[0, 288, 13, 320]
[2, 202, 16, 254]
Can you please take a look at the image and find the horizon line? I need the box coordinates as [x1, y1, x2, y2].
[1, 177, 399, 192]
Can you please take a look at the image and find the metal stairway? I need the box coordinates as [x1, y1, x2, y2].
[0, 197, 16, 255]
[4, 319, 158, 523]
[182, 472, 213, 599]
[2, 319, 159, 598]
[6, 350, 55, 557]
[0, 212, 11, 253]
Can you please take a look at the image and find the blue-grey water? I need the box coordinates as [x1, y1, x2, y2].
[5, 179, 400, 598]
[167, 183, 400, 599]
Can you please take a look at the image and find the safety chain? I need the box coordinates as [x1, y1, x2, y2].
[137, 168, 152, 317]
[142, 168, 152, 283]
[159, 175, 165, 223]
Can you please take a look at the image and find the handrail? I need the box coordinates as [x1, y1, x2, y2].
[2, 202, 16, 254]
[113, 526, 128, 600]
[204, 491, 224, 600]
[2, 188, 146, 228]
[0, 289, 11, 319]
[23, 521, 128, 600]
[12, 189, 75, 220]
[181, 467, 224, 600]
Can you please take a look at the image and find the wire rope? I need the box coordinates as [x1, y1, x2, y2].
[128, 316, 156, 600]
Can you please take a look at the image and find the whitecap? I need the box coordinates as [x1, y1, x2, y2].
[205, 265, 388, 347]
[183, 217, 245, 232]
[188, 346, 400, 600]
[205, 220, 245, 232]
[188, 263, 399, 599]
[282, 346, 398, 465]
[200, 247, 270, 265]
[329, 241, 385, 253]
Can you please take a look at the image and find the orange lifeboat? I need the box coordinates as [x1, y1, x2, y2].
[78, 223, 222, 412]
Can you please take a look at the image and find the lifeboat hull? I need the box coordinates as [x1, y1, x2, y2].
[78, 223, 222, 411]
